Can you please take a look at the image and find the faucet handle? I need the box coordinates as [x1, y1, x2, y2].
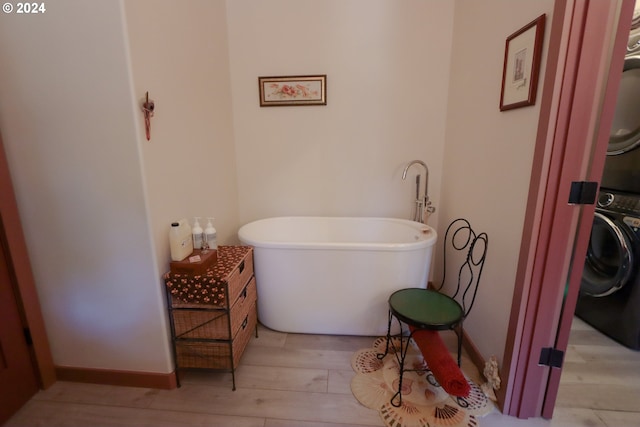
[425, 199, 436, 214]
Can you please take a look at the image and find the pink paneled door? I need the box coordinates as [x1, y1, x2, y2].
[503, 0, 635, 419]
[543, 0, 636, 418]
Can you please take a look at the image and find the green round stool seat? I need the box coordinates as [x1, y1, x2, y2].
[389, 288, 463, 330]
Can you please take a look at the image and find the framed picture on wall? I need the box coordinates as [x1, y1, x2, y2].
[499, 15, 546, 111]
[258, 75, 327, 107]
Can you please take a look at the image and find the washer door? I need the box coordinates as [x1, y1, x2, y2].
[581, 212, 634, 297]
[608, 56, 640, 155]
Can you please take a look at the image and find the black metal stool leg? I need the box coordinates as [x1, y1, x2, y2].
[455, 323, 463, 367]
[390, 320, 416, 408]
[389, 337, 406, 406]
[380, 310, 434, 407]
[377, 310, 394, 360]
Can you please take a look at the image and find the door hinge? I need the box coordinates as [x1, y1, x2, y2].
[23, 328, 33, 346]
[539, 347, 564, 368]
[568, 181, 598, 205]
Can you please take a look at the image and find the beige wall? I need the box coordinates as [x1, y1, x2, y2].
[0, 0, 556, 377]
[0, 0, 172, 372]
[123, 0, 240, 274]
[227, 0, 455, 225]
[227, 0, 556, 370]
[0, 0, 240, 373]
[441, 0, 554, 362]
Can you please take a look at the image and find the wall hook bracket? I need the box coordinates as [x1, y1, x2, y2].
[141, 91, 155, 141]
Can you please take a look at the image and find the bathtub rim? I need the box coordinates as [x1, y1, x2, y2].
[238, 216, 437, 251]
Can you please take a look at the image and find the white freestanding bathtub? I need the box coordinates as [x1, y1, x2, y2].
[238, 217, 437, 336]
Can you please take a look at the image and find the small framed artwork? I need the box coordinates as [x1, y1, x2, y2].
[499, 15, 546, 111]
[258, 75, 327, 107]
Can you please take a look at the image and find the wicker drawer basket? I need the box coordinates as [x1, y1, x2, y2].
[226, 255, 254, 305]
[175, 304, 257, 370]
[165, 246, 254, 308]
[172, 278, 256, 340]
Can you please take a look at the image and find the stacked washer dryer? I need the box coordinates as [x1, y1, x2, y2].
[576, 22, 640, 350]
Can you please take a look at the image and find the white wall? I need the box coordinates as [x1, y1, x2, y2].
[228, 0, 555, 370]
[0, 0, 171, 371]
[0, 0, 556, 379]
[123, 0, 240, 276]
[227, 0, 455, 225]
[0, 0, 240, 374]
[441, 0, 554, 362]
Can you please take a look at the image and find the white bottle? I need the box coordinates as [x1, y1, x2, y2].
[205, 217, 218, 250]
[169, 219, 193, 261]
[192, 217, 203, 250]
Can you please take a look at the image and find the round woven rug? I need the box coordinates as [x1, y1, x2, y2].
[351, 337, 494, 427]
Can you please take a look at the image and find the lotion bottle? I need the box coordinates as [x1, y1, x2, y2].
[205, 217, 217, 250]
[192, 217, 203, 249]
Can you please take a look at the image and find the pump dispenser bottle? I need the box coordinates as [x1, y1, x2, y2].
[192, 217, 203, 249]
[205, 217, 217, 250]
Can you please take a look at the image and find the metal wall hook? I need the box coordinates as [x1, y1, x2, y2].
[141, 91, 155, 141]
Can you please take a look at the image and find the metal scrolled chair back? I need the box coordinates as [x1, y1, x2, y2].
[434, 218, 488, 318]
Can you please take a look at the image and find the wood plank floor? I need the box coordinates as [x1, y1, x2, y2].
[5, 317, 640, 427]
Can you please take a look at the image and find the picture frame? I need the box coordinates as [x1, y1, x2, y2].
[258, 75, 327, 107]
[499, 15, 546, 111]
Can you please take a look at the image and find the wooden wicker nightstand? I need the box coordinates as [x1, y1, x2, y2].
[163, 246, 257, 390]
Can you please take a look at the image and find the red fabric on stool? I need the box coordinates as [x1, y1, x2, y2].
[409, 326, 471, 397]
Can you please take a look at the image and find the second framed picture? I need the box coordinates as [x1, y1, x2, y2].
[499, 15, 546, 111]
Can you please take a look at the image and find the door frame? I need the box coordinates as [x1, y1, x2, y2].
[1, 212, 39, 424]
[0, 132, 56, 390]
[499, 0, 634, 418]
[541, 0, 634, 417]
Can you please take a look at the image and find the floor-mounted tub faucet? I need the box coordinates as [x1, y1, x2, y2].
[402, 160, 436, 223]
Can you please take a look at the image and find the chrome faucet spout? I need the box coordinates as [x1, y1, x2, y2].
[402, 160, 429, 202]
[402, 160, 434, 223]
